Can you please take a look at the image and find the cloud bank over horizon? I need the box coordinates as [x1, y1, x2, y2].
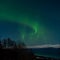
[27, 44, 60, 48]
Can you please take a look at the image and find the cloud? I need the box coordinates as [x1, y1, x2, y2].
[27, 44, 60, 48]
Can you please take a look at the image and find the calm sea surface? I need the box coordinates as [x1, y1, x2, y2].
[31, 48, 60, 59]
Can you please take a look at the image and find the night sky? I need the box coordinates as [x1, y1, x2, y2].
[0, 0, 60, 46]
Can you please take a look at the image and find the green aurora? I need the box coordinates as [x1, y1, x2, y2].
[0, 0, 60, 46]
[0, 0, 47, 43]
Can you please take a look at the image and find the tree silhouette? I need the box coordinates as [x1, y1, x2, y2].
[0, 40, 2, 48]
[13, 42, 17, 49]
[7, 38, 13, 47]
[3, 39, 7, 48]
[17, 41, 26, 49]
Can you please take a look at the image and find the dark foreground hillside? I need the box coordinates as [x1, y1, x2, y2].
[0, 49, 60, 60]
[0, 49, 34, 60]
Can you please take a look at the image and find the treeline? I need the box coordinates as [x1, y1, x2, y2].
[0, 38, 35, 60]
[0, 38, 25, 49]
